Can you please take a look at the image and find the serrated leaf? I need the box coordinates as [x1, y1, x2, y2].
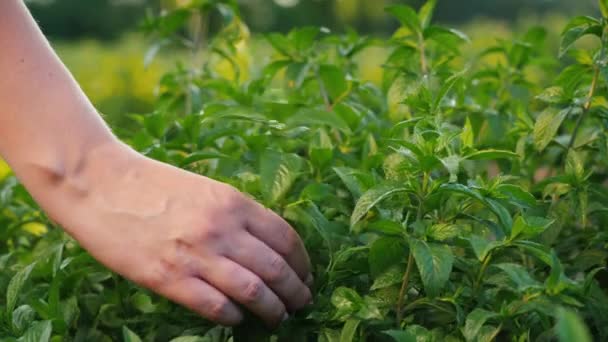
[462, 309, 498, 342]
[533, 107, 570, 152]
[131, 292, 157, 314]
[410, 239, 454, 298]
[351, 183, 412, 227]
[556, 308, 592, 342]
[260, 150, 304, 205]
[6, 263, 35, 317]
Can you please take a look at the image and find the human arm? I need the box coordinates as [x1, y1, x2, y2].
[0, 0, 312, 326]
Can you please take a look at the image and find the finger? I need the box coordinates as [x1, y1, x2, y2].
[227, 233, 312, 311]
[200, 257, 287, 327]
[245, 204, 311, 281]
[157, 277, 243, 326]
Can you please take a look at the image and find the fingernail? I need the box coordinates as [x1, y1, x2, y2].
[281, 312, 289, 322]
[305, 273, 314, 286]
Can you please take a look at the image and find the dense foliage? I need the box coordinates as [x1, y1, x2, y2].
[2, 0, 608, 341]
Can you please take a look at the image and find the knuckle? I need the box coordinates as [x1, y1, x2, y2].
[207, 298, 231, 322]
[242, 279, 265, 303]
[266, 255, 289, 283]
[140, 259, 174, 289]
[281, 228, 300, 252]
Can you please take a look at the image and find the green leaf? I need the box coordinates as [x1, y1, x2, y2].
[462, 309, 499, 342]
[371, 266, 403, 290]
[495, 263, 541, 292]
[432, 73, 462, 114]
[331, 287, 363, 320]
[440, 184, 512, 233]
[369, 237, 406, 277]
[418, 0, 438, 29]
[601, 0, 608, 18]
[339, 319, 360, 342]
[265, 33, 294, 57]
[461, 116, 474, 148]
[424, 26, 470, 43]
[21, 320, 52, 342]
[351, 183, 412, 227]
[319, 64, 349, 102]
[559, 16, 602, 57]
[178, 151, 231, 167]
[510, 216, 554, 240]
[427, 223, 460, 241]
[536, 86, 566, 104]
[410, 239, 454, 298]
[6, 263, 35, 317]
[260, 150, 304, 205]
[169, 337, 207, 342]
[287, 107, 352, 134]
[497, 184, 537, 208]
[383, 330, 417, 342]
[545, 251, 572, 295]
[556, 308, 592, 342]
[333, 167, 374, 199]
[386, 5, 421, 33]
[122, 326, 143, 342]
[533, 107, 570, 152]
[11, 305, 35, 333]
[464, 149, 519, 160]
[469, 235, 502, 262]
[131, 292, 157, 314]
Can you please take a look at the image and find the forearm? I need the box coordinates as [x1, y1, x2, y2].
[0, 1, 117, 190]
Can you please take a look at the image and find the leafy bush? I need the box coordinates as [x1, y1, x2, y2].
[2, 0, 608, 341]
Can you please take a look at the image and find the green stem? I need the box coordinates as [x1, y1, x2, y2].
[396, 250, 414, 325]
[567, 66, 599, 151]
[473, 252, 492, 293]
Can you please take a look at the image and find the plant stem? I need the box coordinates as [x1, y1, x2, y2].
[185, 9, 209, 115]
[473, 252, 492, 294]
[567, 66, 599, 150]
[418, 33, 428, 78]
[396, 250, 414, 325]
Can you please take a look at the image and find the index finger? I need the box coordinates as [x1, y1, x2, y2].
[245, 204, 311, 282]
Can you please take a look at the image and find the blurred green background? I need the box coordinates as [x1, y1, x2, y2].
[23, 0, 600, 126]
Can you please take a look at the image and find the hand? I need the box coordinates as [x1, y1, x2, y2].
[40, 142, 313, 327]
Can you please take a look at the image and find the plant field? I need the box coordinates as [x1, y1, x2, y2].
[1, 0, 608, 341]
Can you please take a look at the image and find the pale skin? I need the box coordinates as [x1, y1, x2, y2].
[0, 0, 312, 327]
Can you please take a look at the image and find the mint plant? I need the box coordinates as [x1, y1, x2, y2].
[0, 0, 607, 341]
